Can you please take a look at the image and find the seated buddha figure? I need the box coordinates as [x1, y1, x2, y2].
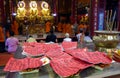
[41, 1, 50, 16]
[16, 1, 26, 19]
[29, 1, 38, 18]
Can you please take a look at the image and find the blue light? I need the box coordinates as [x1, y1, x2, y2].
[12, 13, 17, 16]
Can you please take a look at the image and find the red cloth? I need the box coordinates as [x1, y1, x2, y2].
[28, 58, 43, 68]
[61, 42, 77, 51]
[4, 57, 28, 72]
[45, 49, 64, 59]
[23, 42, 45, 56]
[65, 48, 88, 55]
[4, 57, 42, 72]
[23, 43, 63, 56]
[66, 50, 112, 64]
[43, 43, 63, 52]
[50, 53, 92, 77]
[4, 42, 112, 77]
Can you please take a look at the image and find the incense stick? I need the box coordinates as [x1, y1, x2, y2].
[109, 10, 112, 31]
[111, 11, 116, 30]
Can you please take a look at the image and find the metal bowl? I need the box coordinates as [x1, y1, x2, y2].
[94, 40, 119, 48]
[93, 30, 120, 48]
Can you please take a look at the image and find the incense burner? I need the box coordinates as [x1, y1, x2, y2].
[93, 30, 120, 48]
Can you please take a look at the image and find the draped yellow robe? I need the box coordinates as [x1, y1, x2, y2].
[57, 22, 62, 32]
[45, 21, 51, 33]
[62, 23, 67, 33]
[0, 26, 4, 42]
[12, 21, 19, 35]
